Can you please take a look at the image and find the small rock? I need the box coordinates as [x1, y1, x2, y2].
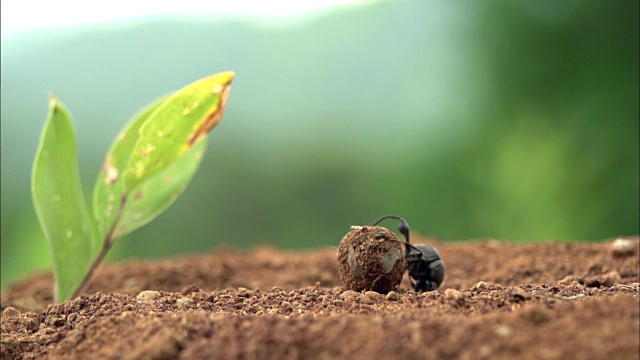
[176, 297, 195, 308]
[611, 238, 637, 257]
[361, 291, 383, 303]
[385, 291, 400, 301]
[340, 290, 360, 302]
[136, 290, 161, 301]
[473, 281, 490, 290]
[444, 289, 465, 301]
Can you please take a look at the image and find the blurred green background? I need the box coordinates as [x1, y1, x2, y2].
[2, 0, 638, 291]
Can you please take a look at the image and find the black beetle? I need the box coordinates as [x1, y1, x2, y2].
[371, 215, 445, 292]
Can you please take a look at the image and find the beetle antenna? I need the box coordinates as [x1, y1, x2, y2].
[372, 215, 410, 243]
[383, 238, 423, 255]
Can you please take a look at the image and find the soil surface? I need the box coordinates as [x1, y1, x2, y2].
[2, 236, 639, 359]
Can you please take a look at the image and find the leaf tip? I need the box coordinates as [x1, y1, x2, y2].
[209, 71, 234, 94]
[47, 93, 61, 112]
[46, 93, 66, 116]
[183, 71, 235, 150]
[216, 71, 235, 84]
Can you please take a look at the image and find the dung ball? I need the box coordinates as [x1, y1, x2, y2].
[337, 225, 407, 294]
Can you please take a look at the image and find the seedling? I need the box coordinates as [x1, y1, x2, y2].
[31, 71, 234, 303]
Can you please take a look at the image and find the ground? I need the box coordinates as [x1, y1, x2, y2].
[1, 236, 638, 359]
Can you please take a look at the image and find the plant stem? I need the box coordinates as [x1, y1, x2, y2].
[68, 194, 128, 302]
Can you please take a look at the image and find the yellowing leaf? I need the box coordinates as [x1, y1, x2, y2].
[124, 71, 234, 190]
[93, 71, 234, 241]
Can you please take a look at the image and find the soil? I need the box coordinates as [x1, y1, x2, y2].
[1, 236, 639, 359]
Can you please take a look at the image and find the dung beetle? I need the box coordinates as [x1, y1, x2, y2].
[371, 215, 445, 292]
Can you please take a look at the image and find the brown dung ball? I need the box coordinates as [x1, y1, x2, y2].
[337, 225, 407, 294]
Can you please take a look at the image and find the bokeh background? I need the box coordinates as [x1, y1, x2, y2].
[2, 0, 638, 291]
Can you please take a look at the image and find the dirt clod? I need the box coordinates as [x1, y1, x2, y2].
[384, 291, 400, 301]
[337, 226, 407, 294]
[1, 308, 39, 334]
[136, 290, 161, 301]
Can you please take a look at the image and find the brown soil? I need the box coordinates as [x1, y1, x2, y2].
[2, 237, 639, 359]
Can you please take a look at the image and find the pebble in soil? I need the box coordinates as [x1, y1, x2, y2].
[337, 225, 407, 294]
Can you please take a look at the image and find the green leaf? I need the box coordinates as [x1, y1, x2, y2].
[32, 96, 96, 303]
[93, 71, 234, 240]
[114, 138, 208, 238]
[92, 95, 169, 242]
[125, 71, 234, 190]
